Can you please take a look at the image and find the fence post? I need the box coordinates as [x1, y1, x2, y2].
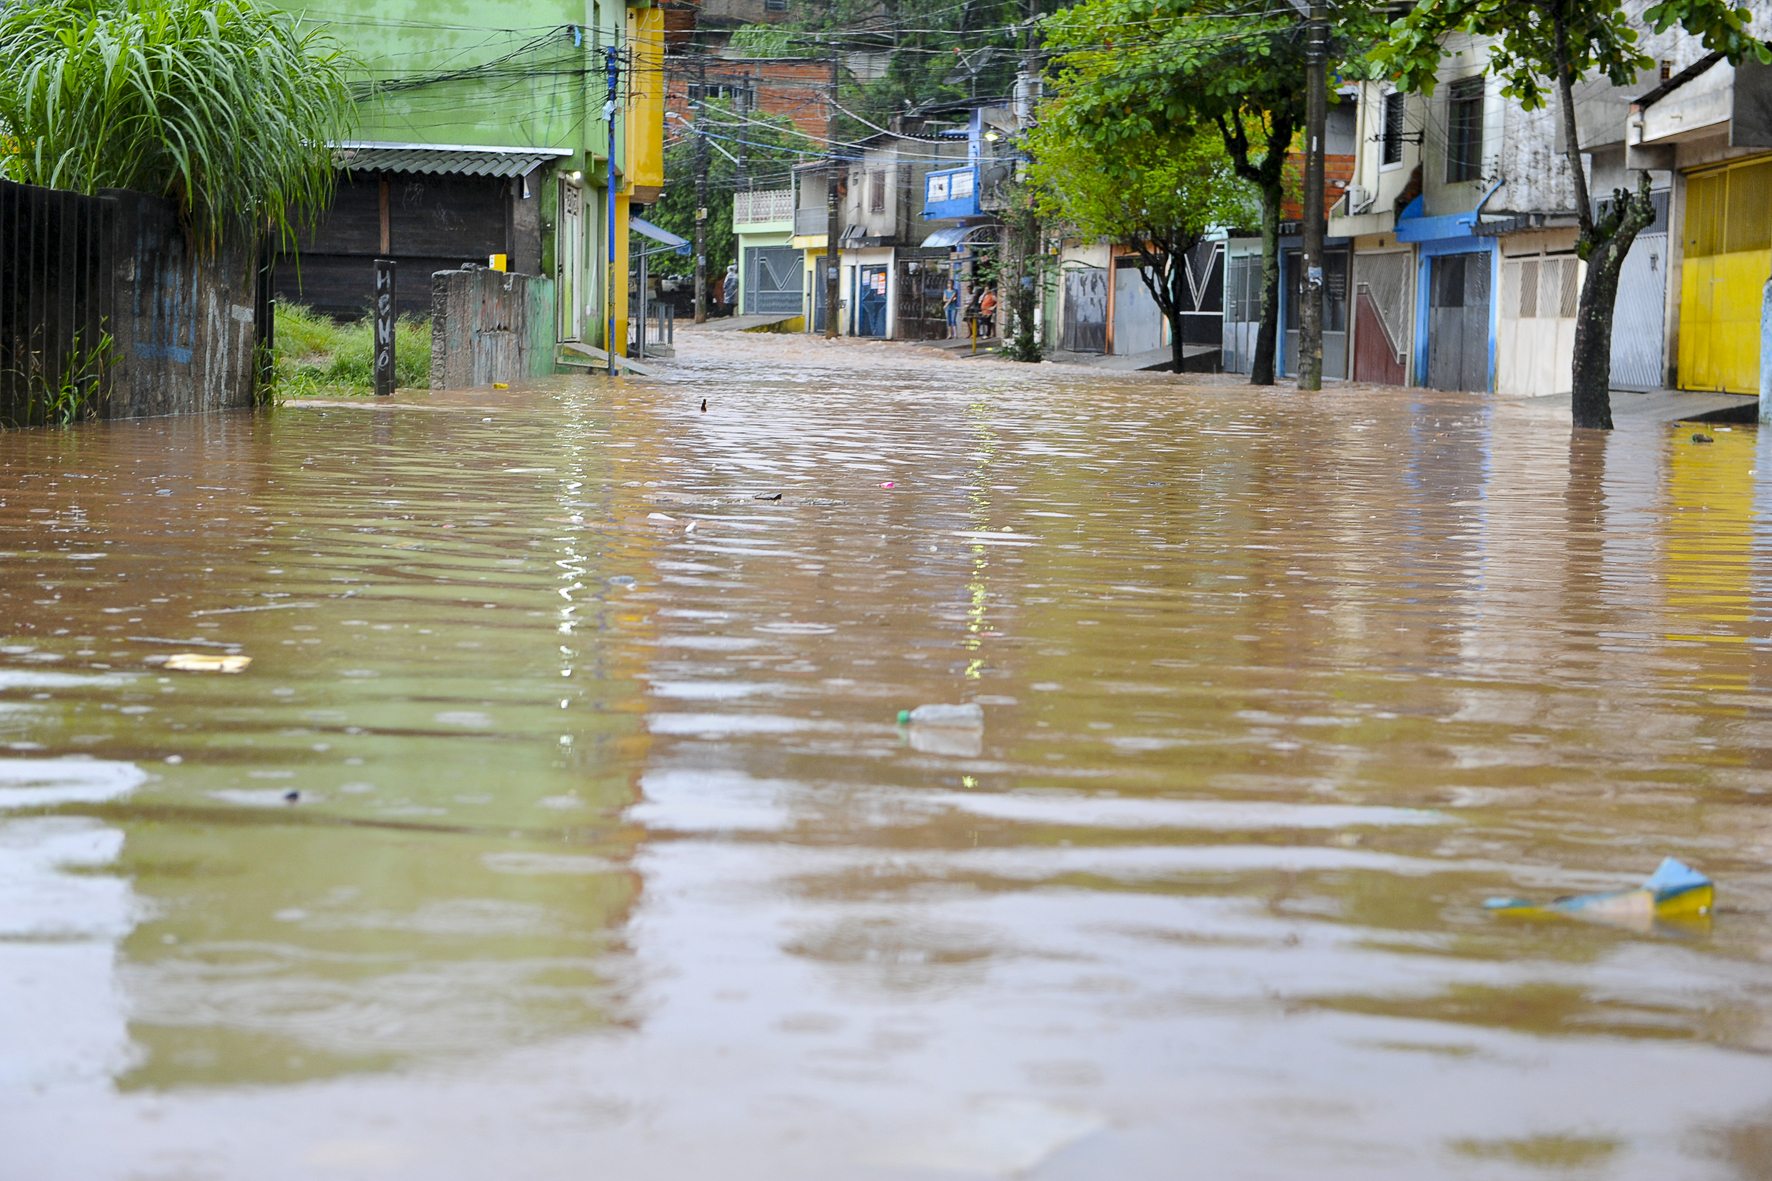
[374, 259, 396, 397]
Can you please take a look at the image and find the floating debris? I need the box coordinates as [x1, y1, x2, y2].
[897, 703, 983, 728]
[164, 653, 252, 674]
[1485, 857, 1713, 932]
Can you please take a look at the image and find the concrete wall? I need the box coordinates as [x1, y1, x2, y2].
[429, 267, 557, 389]
[106, 189, 263, 418]
[1, 179, 263, 423]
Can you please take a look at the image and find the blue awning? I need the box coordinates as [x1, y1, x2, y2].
[632, 216, 691, 255]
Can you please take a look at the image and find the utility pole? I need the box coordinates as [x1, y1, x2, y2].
[823, 25, 842, 339]
[693, 52, 709, 323]
[604, 42, 620, 376]
[734, 79, 750, 195]
[1297, 0, 1327, 391]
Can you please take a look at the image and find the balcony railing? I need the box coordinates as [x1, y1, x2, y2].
[734, 187, 794, 227]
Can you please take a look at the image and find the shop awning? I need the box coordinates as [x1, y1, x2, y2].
[919, 223, 998, 248]
[632, 216, 691, 255]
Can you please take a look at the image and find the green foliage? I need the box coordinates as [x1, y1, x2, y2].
[0, 0, 355, 247]
[727, 24, 807, 58]
[1374, 0, 1769, 108]
[650, 98, 803, 279]
[269, 303, 428, 397]
[1027, 109, 1252, 253]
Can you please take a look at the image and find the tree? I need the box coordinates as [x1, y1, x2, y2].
[1040, 1, 1379, 385]
[0, 0, 353, 247]
[1376, 0, 1769, 430]
[1027, 112, 1255, 372]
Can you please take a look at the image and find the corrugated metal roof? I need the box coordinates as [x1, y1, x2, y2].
[333, 141, 572, 179]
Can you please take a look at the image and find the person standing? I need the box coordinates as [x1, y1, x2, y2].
[978, 285, 998, 338]
[942, 278, 960, 338]
[719, 262, 740, 315]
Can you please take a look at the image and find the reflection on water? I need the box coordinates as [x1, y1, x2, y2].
[1, 349, 1771, 1178]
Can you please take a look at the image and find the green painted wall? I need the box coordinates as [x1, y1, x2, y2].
[276, 2, 622, 169]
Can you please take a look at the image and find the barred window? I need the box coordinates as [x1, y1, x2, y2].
[1382, 92, 1405, 167]
[1445, 78, 1484, 183]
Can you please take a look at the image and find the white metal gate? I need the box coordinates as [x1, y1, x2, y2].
[1221, 251, 1261, 373]
[1612, 230, 1667, 390]
[1112, 262, 1165, 356]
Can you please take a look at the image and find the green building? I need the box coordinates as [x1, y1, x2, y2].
[270, 0, 668, 356]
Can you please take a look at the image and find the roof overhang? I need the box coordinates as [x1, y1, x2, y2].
[632, 216, 691, 255]
[919, 223, 998, 248]
[333, 141, 572, 179]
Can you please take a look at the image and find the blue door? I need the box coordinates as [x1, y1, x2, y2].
[855, 265, 888, 337]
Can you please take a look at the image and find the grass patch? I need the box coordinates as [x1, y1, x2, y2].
[270, 302, 429, 398]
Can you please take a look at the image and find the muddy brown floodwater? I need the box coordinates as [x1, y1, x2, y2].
[3, 330, 1772, 1179]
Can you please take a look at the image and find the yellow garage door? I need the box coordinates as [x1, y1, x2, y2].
[1679, 158, 1772, 393]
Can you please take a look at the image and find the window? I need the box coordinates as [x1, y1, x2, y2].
[764, 0, 788, 10]
[869, 170, 886, 213]
[1382, 91, 1405, 167]
[1445, 77, 1484, 183]
[688, 82, 753, 105]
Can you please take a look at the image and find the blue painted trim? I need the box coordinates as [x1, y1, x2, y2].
[922, 165, 981, 220]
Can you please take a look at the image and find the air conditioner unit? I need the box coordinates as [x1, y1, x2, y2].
[1344, 184, 1375, 214]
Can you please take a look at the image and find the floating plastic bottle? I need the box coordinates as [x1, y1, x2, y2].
[896, 703, 984, 728]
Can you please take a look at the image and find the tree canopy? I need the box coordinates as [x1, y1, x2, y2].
[1026, 107, 1252, 256]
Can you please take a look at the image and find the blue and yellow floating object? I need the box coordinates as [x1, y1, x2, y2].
[1485, 858, 1714, 932]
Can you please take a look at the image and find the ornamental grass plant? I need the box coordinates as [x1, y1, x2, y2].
[0, 0, 353, 246]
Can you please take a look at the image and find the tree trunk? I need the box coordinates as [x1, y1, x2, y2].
[1169, 257, 1187, 373]
[1571, 235, 1632, 430]
[1570, 186, 1656, 430]
[1250, 183, 1282, 386]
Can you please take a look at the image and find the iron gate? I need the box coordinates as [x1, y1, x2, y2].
[0, 179, 117, 427]
[1352, 250, 1412, 385]
[893, 255, 948, 340]
[1426, 251, 1492, 391]
[743, 245, 803, 316]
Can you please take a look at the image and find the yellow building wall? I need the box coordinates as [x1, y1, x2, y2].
[614, 191, 631, 356]
[626, 6, 666, 204]
[1678, 157, 1772, 394]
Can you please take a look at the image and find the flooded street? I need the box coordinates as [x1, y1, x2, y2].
[4, 331, 1772, 1179]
